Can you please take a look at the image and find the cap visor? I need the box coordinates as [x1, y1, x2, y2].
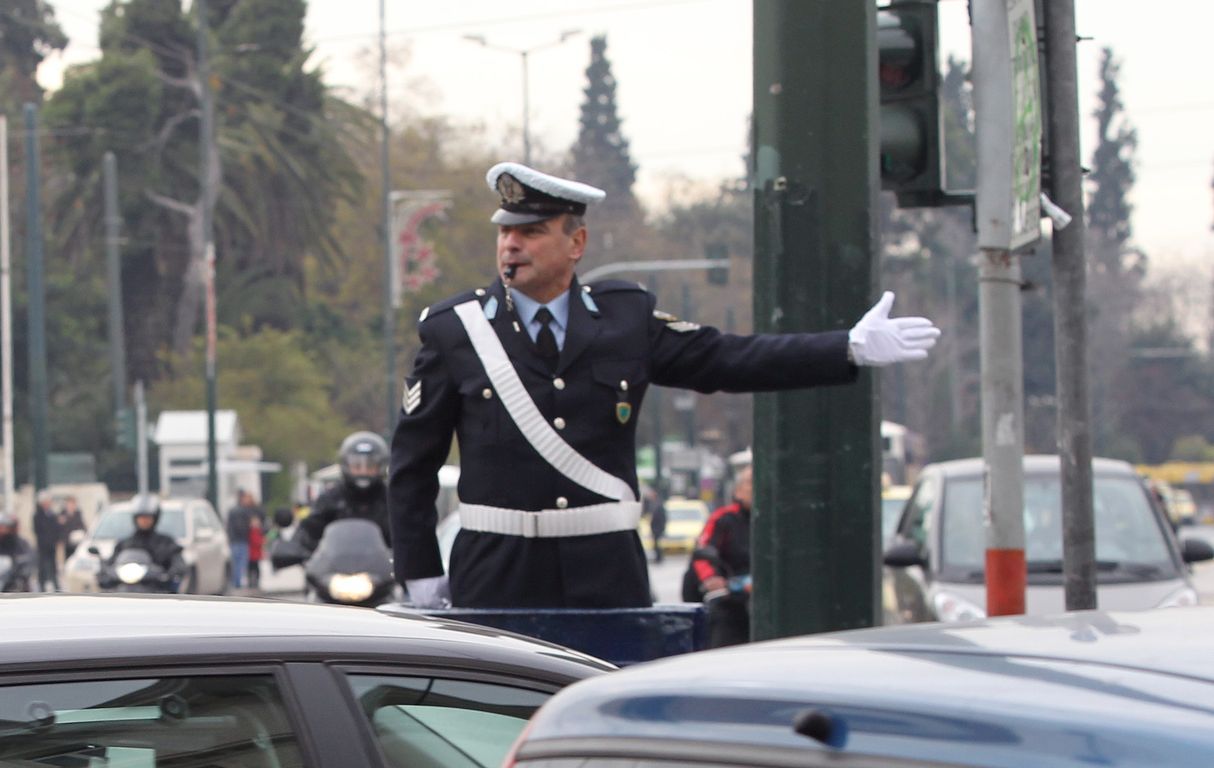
[491, 209, 557, 226]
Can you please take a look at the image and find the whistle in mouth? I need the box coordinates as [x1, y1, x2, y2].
[504, 264, 518, 280]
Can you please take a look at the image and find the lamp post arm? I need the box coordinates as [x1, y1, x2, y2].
[580, 259, 723, 283]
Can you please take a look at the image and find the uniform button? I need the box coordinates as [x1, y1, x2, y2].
[556, 497, 569, 509]
[553, 377, 566, 390]
[482, 388, 493, 399]
[553, 417, 566, 430]
[475, 288, 486, 296]
[619, 380, 628, 392]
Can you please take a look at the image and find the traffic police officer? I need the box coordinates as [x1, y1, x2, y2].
[389, 161, 940, 609]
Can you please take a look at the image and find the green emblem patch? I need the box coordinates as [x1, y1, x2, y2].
[615, 402, 633, 425]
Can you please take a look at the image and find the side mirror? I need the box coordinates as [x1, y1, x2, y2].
[883, 540, 927, 568]
[1180, 537, 1214, 564]
[87, 545, 100, 557]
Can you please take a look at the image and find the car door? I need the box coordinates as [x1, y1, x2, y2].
[886, 472, 938, 623]
[190, 503, 223, 594]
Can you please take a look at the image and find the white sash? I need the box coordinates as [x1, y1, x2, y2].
[453, 300, 636, 503]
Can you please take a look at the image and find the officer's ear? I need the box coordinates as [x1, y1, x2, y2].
[565, 218, 587, 263]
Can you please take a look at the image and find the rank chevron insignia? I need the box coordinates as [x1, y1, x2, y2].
[402, 379, 422, 414]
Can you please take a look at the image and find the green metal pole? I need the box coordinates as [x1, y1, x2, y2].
[23, 104, 49, 491]
[380, 0, 396, 435]
[103, 153, 129, 443]
[751, 1, 880, 640]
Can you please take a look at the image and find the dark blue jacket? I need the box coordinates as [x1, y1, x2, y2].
[389, 277, 856, 609]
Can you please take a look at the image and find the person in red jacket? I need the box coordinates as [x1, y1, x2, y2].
[693, 464, 752, 648]
[246, 516, 264, 591]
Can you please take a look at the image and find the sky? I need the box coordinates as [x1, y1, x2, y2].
[36, 0, 1214, 273]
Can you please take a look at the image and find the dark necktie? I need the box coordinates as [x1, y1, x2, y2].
[534, 307, 559, 363]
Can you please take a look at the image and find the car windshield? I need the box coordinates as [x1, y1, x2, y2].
[881, 498, 904, 542]
[92, 508, 188, 540]
[940, 473, 1178, 577]
[666, 503, 706, 522]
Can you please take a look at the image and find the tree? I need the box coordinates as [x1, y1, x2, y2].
[1087, 47, 1138, 269]
[0, 0, 67, 109]
[570, 34, 648, 271]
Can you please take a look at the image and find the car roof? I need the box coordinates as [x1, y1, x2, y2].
[0, 594, 614, 680]
[521, 607, 1214, 763]
[927, 454, 1138, 478]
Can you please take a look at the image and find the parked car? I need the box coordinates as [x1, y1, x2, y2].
[63, 497, 232, 595]
[0, 593, 611, 767]
[884, 455, 1214, 623]
[639, 496, 709, 553]
[508, 606, 1214, 767]
[880, 483, 912, 544]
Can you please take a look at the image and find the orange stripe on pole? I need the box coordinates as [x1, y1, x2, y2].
[986, 548, 1026, 616]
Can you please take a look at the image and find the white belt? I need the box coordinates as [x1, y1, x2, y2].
[459, 502, 642, 538]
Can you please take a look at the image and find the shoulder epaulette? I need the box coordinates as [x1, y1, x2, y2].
[418, 288, 482, 323]
[584, 279, 648, 295]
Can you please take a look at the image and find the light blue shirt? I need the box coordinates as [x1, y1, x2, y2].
[511, 289, 570, 351]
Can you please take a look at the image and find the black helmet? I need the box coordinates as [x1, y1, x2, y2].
[130, 494, 161, 528]
[339, 431, 389, 491]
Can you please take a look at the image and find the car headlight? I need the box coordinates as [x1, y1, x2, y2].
[328, 573, 375, 603]
[1156, 585, 1198, 609]
[116, 562, 149, 585]
[932, 590, 987, 622]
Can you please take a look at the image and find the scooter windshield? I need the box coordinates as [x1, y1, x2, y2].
[305, 519, 391, 578]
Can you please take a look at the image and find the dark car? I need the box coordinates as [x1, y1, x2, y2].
[508, 606, 1214, 767]
[0, 594, 611, 767]
[883, 455, 1214, 623]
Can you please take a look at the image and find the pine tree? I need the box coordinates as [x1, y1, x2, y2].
[1087, 47, 1138, 271]
[572, 34, 641, 266]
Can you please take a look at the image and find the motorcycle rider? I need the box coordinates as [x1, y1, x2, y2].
[102, 496, 187, 590]
[297, 432, 392, 553]
[0, 513, 34, 591]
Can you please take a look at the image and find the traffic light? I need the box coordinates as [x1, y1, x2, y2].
[115, 407, 135, 450]
[878, 1, 944, 207]
[705, 243, 729, 286]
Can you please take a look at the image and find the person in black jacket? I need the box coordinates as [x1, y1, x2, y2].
[0, 513, 33, 591]
[104, 497, 187, 590]
[389, 162, 940, 610]
[298, 432, 391, 554]
[692, 465, 754, 648]
[32, 491, 61, 592]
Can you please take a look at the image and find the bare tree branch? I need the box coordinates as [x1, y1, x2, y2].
[145, 189, 196, 218]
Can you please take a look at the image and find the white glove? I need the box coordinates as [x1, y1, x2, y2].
[405, 575, 451, 609]
[847, 291, 940, 367]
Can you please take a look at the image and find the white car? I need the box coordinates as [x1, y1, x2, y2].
[64, 497, 232, 595]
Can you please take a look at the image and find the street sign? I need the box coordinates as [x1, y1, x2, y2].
[389, 191, 451, 308]
[1008, 0, 1042, 250]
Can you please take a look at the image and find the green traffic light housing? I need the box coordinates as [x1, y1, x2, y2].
[878, 1, 946, 207]
[705, 243, 729, 286]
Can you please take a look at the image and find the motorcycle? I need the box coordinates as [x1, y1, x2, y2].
[94, 547, 178, 593]
[271, 518, 396, 607]
[0, 554, 32, 592]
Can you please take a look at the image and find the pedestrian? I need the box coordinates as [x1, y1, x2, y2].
[246, 516, 264, 590]
[650, 497, 667, 564]
[226, 489, 262, 590]
[389, 161, 940, 610]
[58, 495, 86, 560]
[32, 491, 61, 592]
[691, 464, 754, 648]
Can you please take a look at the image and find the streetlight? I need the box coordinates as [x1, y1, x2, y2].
[462, 29, 582, 165]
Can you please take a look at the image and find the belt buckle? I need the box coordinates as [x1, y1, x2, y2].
[521, 511, 540, 538]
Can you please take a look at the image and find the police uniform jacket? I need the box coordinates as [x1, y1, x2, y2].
[389, 276, 857, 609]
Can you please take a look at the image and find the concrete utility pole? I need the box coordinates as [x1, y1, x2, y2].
[752, 1, 880, 639]
[971, 0, 1043, 616]
[0, 116, 14, 515]
[197, 0, 220, 511]
[103, 153, 128, 435]
[1043, 1, 1096, 610]
[23, 104, 49, 492]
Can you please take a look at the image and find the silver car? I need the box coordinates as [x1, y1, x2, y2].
[884, 455, 1214, 622]
[64, 497, 232, 595]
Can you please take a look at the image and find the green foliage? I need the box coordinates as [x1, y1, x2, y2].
[572, 35, 637, 207]
[1170, 435, 1214, 462]
[0, 0, 67, 108]
[149, 326, 354, 474]
[1087, 47, 1138, 263]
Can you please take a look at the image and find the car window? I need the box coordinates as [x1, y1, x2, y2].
[93, 508, 188, 540]
[899, 475, 937, 549]
[192, 506, 215, 533]
[346, 674, 548, 768]
[940, 473, 1179, 574]
[0, 674, 304, 766]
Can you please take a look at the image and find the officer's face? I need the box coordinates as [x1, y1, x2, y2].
[497, 216, 586, 303]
